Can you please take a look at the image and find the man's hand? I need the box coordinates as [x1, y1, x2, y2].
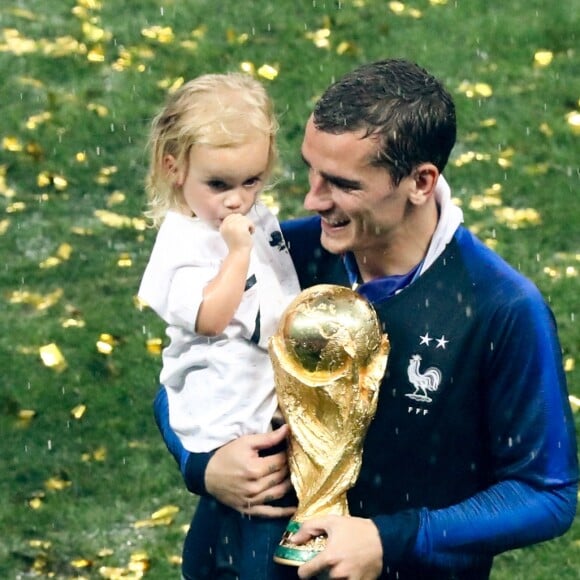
[292, 515, 383, 580]
[205, 424, 296, 518]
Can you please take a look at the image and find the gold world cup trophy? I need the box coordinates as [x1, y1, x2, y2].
[269, 284, 390, 566]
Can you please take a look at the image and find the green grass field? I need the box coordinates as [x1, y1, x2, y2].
[1, 0, 578, 578]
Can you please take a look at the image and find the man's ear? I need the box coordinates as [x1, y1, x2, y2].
[409, 163, 439, 206]
[163, 154, 183, 186]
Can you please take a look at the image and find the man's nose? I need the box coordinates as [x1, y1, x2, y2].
[304, 172, 331, 211]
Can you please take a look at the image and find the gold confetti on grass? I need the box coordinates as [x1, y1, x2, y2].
[71, 404, 87, 419]
[97, 333, 118, 354]
[8, 288, 64, 310]
[133, 505, 180, 528]
[39, 343, 67, 372]
[257, 63, 279, 80]
[457, 80, 493, 98]
[533, 50, 553, 67]
[493, 207, 541, 229]
[146, 338, 163, 355]
[94, 209, 147, 230]
[45, 474, 72, 491]
[305, 28, 331, 49]
[566, 110, 580, 134]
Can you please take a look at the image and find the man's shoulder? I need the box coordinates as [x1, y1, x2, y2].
[281, 215, 348, 288]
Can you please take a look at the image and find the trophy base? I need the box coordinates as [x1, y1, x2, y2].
[273, 520, 325, 566]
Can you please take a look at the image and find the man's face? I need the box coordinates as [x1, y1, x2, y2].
[301, 116, 415, 257]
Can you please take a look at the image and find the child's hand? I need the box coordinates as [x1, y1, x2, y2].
[220, 213, 255, 251]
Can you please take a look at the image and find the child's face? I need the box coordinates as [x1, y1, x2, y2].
[173, 133, 270, 227]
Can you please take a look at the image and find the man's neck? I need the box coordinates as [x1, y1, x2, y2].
[355, 204, 439, 282]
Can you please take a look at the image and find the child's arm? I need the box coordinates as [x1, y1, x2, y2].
[195, 213, 254, 336]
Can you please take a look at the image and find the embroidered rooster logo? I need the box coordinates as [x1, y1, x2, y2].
[405, 354, 442, 403]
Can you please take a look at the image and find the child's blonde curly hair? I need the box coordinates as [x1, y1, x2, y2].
[145, 73, 279, 227]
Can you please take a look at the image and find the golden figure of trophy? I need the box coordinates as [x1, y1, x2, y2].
[269, 284, 390, 565]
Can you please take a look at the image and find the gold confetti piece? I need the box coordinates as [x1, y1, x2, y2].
[97, 341, 113, 355]
[76, 151, 87, 162]
[168, 555, 182, 566]
[494, 207, 541, 229]
[45, 475, 72, 491]
[71, 226, 94, 235]
[71, 404, 87, 420]
[56, 243, 73, 260]
[305, 28, 331, 49]
[93, 446, 107, 461]
[26, 111, 52, 129]
[539, 122, 553, 137]
[39, 343, 67, 372]
[565, 266, 578, 278]
[453, 151, 492, 167]
[2, 136, 24, 151]
[82, 21, 111, 43]
[133, 516, 172, 528]
[94, 209, 147, 231]
[87, 102, 109, 117]
[565, 111, 580, 134]
[6, 201, 26, 213]
[146, 338, 163, 354]
[240, 61, 255, 75]
[128, 551, 150, 572]
[87, 45, 105, 62]
[62, 317, 86, 328]
[457, 81, 493, 99]
[8, 288, 64, 310]
[479, 118, 497, 128]
[29, 539, 52, 549]
[257, 64, 279, 81]
[569, 395, 580, 412]
[117, 253, 133, 268]
[429, 0, 448, 4]
[0, 219, 10, 234]
[37, 171, 52, 187]
[71, 558, 93, 569]
[39, 256, 62, 269]
[98, 566, 131, 579]
[389, 1, 405, 14]
[97, 333, 119, 355]
[98, 548, 114, 558]
[141, 25, 175, 43]
[19, 409, 37, 420]
[152, 505, 180, 520]
[29, 497, 44, 509]
[534, 50, 553, 67]
[107, 191, 126, 206]
[336, 41, 357, 55]
[564, 358, 575, 372]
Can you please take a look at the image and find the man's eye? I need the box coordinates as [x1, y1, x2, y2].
[331, 181, 355, 193]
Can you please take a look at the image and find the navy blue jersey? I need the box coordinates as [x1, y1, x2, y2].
[156, 215, 578, 579]
[281, 216, 578, 578]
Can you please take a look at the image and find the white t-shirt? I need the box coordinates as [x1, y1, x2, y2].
[138, 203, 301, 452]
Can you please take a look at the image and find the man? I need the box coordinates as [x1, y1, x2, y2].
[155, 59, 578, 579]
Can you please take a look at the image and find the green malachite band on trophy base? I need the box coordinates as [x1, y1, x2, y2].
[273, 521, 320, 565]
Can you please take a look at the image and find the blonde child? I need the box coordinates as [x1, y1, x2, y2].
[138, 73, 300, 579]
